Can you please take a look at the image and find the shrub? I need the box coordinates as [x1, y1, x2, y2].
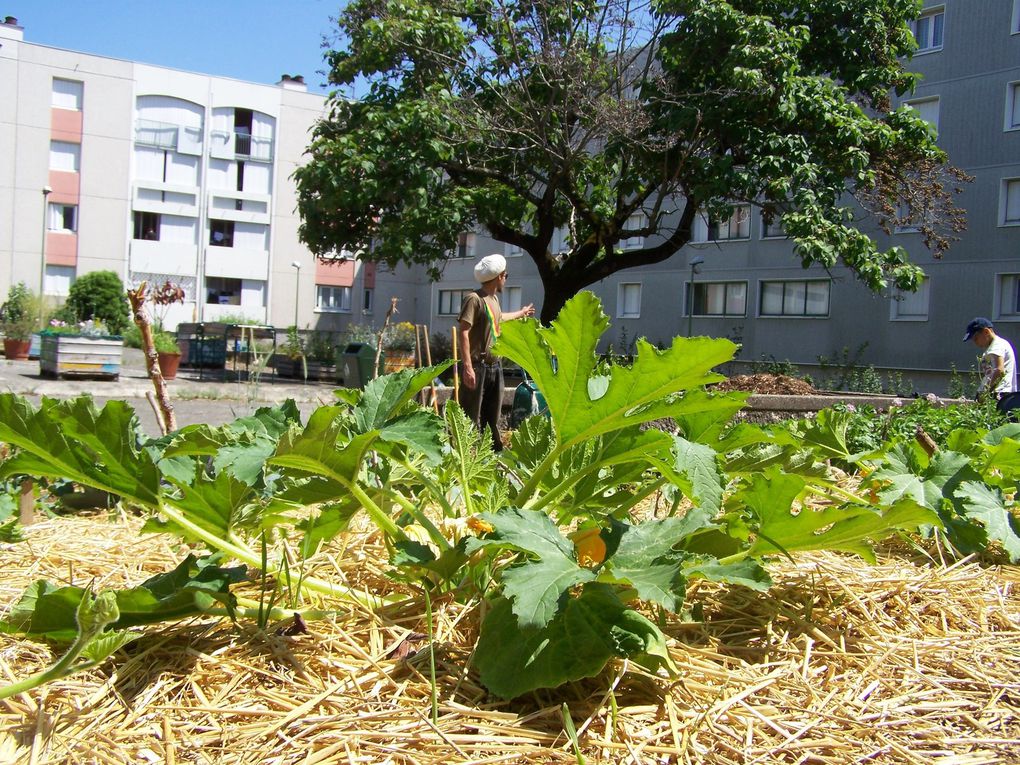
[383, 321, 417, 351]
[121, 324, 143, 349]
[306, 330, 338, 363]
[0, 283, 39, 340]
[153, 330, 180, 354]
[65, 271, 130, 335]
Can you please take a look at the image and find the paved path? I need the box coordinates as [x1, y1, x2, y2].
[0, 348, 340, 436]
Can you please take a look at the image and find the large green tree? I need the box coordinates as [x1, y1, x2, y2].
[295, 0, 964, 323]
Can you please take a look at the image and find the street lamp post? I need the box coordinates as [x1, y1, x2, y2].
[39, 186, 52, 326]
[687, 256, 704, 337]
[290, 261, 301, 329]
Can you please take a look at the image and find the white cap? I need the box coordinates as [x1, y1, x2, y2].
[473, 253, 507, 283]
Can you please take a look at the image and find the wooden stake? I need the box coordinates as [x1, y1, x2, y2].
[127, 282, 176, 434]
[421, 325, 439, 413]
[374, 297, 399, 379]
[19, 479, 34, 526]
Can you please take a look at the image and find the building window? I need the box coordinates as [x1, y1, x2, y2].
[133, 211, 160, 240]
[316, 285, 352, 313]
[44, 265, 75, 297]
[894, 200, 935, 233]
[1002, 179, 1020, 226]
[890, 279, 930, 321]
[1012, 0, 1020, 34]
[52, 78, 83, 110]
[1006, 82, 1020, 131]
[47, 203, 77, 233]
[760, 280, 830, 317]
[689, 281, 747, 317]
[49, 141, 81, 172]
[505, 240, 524, 257]
[550, 226, 571, 256]
[618, 283, 641, 318]
[912, 7, 944, 52]
[998, 274, 1020, 318]
[362, 287, 374, 313]
[448, 232, 475, 259]
[233, 108, 254, 156]
[760, 210, 787, 239]
[620, 213, 647, 250]
[692, 204, 751, 242]
[438, 288, 474, 316]
[209, 219, 234, 246]
[205, 277, 242, 305]
[904, 96, 939, 137]
[503, 285, 522, 313]
[710, 205, 750, 241]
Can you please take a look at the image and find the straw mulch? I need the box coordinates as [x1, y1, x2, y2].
[1, 513, 1018, 764]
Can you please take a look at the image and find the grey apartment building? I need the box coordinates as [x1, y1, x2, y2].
[409, 0, 1020, 393]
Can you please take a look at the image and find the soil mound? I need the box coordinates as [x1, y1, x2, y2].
[714, 373, 817, 395]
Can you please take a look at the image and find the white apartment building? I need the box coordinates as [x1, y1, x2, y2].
[0, 16, 380, 332]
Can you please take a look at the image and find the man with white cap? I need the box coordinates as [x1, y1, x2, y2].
[458, 253, 535, 451]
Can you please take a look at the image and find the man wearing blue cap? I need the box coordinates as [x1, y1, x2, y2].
[963, 317, 1017, 412]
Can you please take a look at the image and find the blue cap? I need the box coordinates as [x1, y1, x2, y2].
[963, 317, 993, 342]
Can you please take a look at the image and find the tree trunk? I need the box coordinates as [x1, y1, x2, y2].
[538, 279, 578, 325]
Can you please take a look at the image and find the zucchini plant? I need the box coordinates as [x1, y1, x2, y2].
[4, 291, 1008, 700]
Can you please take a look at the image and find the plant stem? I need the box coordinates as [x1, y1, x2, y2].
[386, 489, 450, 550]
[156, 501, 391, 610]
[423, 585, 439, 724]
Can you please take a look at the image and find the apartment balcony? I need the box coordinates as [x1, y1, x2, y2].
[209, 130, 273, 162]
[133, 182, 200, 217]
[207, 192, 271, 225]
[204, 246, 269, 281]
[135, 119, 203, 155]
[203, 302, 267, 324]
[129, 240, 198, 277]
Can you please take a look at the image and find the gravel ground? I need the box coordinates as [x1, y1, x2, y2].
[1, 348, 334, 436]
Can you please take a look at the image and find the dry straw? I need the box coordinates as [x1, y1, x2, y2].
[2, 513, 1018, 764]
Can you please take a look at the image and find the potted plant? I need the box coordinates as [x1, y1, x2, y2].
[40, 319, 123, 379]
[305, 330, 338, 380]
[0, 283, 38, 360]
[382, 321, 418, 373]
[274, 325, 307, 379]
[153, 329, 181, 380]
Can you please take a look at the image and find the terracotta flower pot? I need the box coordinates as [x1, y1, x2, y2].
[3, 338, 31, 360]
[157, 351, 181, 380]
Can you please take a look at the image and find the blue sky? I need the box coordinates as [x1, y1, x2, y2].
[10, 1, 342, 94]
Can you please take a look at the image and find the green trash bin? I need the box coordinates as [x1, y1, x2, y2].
[338, 343, 381, 388]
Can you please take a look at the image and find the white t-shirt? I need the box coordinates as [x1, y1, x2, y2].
[981, 336, 1017, 394]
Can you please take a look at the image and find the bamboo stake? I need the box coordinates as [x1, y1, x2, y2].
[451, 325, 460, 404]
[414, 324, 426, 406]
[421, 324, 439, 413]
[127, 282, 176, 434]
[374, 297, 399, 379]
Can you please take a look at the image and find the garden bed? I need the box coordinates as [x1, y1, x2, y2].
[1, 512, 1017, 764]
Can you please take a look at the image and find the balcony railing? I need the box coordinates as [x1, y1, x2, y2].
[209, 130, 274, 162]
[135, 119, 178, 149]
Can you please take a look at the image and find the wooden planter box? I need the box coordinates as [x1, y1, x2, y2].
[383, 350, 416, 374]
[272, 355, 337, 381]
[40, 334, 123, 380]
